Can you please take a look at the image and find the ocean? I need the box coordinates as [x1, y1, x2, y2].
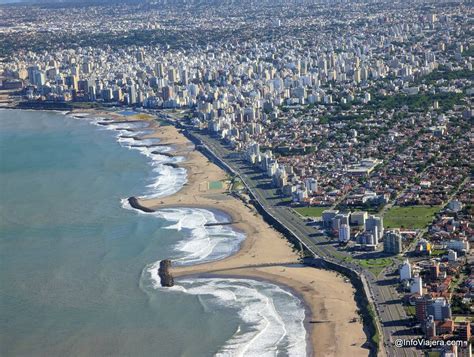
[0, 109, 307, 357]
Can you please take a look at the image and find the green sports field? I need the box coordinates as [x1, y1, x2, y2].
[294, 206, 327, 217]
[384, 205, 441, 229]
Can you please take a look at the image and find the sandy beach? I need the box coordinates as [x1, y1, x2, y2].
[85, 110, 369, 356]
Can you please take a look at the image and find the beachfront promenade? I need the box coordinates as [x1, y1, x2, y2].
[177, 125, 421, 357]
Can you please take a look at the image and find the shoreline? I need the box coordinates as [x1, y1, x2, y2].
[122, 111, 369, 356]
[177, 267, 367, 357]
[175, 269, 315, 357]
[11, 107, 369, 356]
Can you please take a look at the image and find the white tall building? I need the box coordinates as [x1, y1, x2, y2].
[339, 224, 350, 243]
[400, 259, 412, 281]
[448, 250, 458, 262]
[297, 189, 308, 202]
[365, 215, 383, 244]
[410, 275, 423, 295]
[305, 178, 318, 193]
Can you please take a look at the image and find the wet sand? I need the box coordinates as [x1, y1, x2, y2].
[77, 109, 369, 356]
[139, 123, 368, 356]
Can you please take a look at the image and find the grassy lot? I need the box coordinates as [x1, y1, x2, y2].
[209, 181, 224, 190]
[405, 305, 416, 316]
[430, 249, 447, 257]
[131, 113, 154, 120]
[384, 205, 441, 229]
[332, 251, 392, 279]
[356, 257, 393, 277]
[294, 206, 327, 217]
[232, 180, 245, 191]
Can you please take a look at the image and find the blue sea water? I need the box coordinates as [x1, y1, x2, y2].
[0, 109, 307, 357]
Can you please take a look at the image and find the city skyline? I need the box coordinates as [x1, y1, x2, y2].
[0, 0, 472, 356]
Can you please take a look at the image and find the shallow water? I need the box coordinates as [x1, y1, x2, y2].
[0, 109, 307, 356]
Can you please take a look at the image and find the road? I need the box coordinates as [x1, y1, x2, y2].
[178, 128, 425, 357]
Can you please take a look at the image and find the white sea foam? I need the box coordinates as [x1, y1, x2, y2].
[121, 200, 245, 267]
[112, 125, 187, 199]
[161, 278, 308, 357]
[153, 207, 245, 266]
[133, 206, 307, 356]
[69, 112, 308, 356]
[71, 114, 188, 199]
[67, 112, 93, 118]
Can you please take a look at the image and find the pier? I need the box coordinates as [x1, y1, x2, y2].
[203, 221, 237, 227]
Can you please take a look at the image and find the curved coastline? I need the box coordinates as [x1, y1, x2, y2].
[177, 271, 314, 356]
[72, 108, 369, 357]
[172, 275, 309, 356]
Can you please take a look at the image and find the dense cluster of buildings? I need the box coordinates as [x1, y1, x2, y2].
[400, 255, 473, 356]
[1, 3, 472, 211]
[319, 208, 408, 254]
[321, 210, 382, 245]
[395, 177, 473, 355]
[0, 0, 472, 354]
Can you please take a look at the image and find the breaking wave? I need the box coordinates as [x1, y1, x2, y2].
[69, 112, 308, 356]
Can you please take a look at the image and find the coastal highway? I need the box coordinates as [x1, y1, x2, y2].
[184, 128, 421, 357]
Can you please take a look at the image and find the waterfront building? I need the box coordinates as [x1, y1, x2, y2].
[410, 275, 423, 295]
[322, 210, 338, 228]
[427, 298, 451, 321]
[350, 211, 367, 226]
[339, 224, 350, 243]
[400, 259, 412, 281]
[383, 229, 402, 254]
[365, 215, 383, 244]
